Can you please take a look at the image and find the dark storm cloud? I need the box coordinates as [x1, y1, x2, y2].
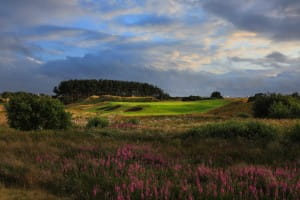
[37, 50, 300, 96]
[22, 25, 117, 43]
[0, 0, 81, 30]
[265, 52, 287, 62]
[201, 0, 300, 41]
[1, 0, 300, 96]
[231, 51, 300, 70]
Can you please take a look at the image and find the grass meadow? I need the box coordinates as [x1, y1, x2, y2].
[0, 99, 300, 199]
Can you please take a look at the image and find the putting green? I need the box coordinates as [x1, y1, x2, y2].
[84, 99, 230, 116]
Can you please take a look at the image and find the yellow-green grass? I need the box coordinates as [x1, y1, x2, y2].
[80, 99, 230, 116]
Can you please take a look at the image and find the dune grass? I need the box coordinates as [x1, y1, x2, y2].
[83, 99, 230, 116]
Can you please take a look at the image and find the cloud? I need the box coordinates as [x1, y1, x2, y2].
[0, 0, 83, 29]
[1, 0, 300, 96]
[36, 50, 300, 96]
[202, 0, 300, 41]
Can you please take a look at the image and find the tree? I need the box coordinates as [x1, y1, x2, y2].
[6, 93, 71, 131]
[53, 79, 170, 104]
[210, 91, 223, 99]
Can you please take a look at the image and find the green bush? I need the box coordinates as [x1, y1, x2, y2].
[288, 123, 300, 142]
[183, 121, 277, 141]
[269, 102, 291, 118]
[253, 93, 300, 118]
[86, 117, 109, 129]
[6, 93, 71, 131]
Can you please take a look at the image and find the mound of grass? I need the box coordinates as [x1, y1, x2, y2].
[182, 121, 278, 141]
[86, 117, 109, 129]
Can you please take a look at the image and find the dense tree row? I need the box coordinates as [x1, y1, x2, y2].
[53, 79, 170, 104]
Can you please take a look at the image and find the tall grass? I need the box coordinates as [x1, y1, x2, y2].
[182, 121, 278, 141]
[0, 121, 300, 199]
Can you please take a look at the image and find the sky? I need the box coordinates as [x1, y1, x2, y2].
[0, 0, 300, 96]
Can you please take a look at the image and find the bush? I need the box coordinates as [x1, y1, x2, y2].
[269, 102, 291, 118]
[253, 93, 300, 118]
[288, 123, 300, 143]
[183, 121, 277, 141]
[86, 117, 109, 129]
[6, 93, 71, 131]
[248, 93, 264, 102]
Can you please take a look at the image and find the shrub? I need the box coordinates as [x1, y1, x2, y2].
[86, 117, 109, 129]
[6, 93, 71, 131]
[183, 121, 277, 141]
[248, 93, 264, 102]
[288, 123, 300, 143]
[269, 102, 291, 118]
[253, 93, 300, 118]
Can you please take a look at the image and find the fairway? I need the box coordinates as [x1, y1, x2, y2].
[80, 99, 230, 116]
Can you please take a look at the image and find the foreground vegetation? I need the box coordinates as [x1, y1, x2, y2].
[0, 118, 300, 199]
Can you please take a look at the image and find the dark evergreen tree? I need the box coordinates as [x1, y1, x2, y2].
[210, 91, 223, 99]
[53, 79, 170, 104]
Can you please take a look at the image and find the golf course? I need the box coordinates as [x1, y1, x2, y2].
[68, 99, 230, 116]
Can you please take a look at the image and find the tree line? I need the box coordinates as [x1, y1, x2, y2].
[53, 79, 170, 104]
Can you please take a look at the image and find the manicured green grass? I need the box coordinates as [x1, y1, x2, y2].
[85, 99, 230, 116]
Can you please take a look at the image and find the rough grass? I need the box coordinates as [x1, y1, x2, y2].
[78, 99, 230, 116]
[0, 185, 68, 200]
[207, 98, 253, 117]
[0, 123, 300, 199]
